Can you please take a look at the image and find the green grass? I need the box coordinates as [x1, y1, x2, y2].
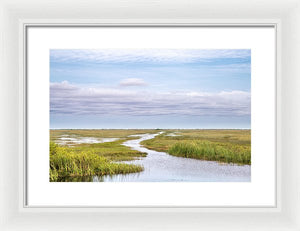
[50, 142, 143, 182]
[141, 129, 251, 165]
[49, 129, 251, 181]
[50, 129, 159, 161]
[50, 129, 158, 141]
[168, 141, 250, 164]
[49, 129, 159, 181]
[68, 139, 147, 161]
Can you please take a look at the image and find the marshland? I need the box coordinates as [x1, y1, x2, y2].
[50, 49, 251, 182]
[50, 129, 251, 182]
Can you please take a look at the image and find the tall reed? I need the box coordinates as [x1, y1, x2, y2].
[168, 141, 250, 165]
[50, 142, 143, 181]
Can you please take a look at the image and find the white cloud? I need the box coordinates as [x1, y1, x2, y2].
[50, 49, 250, 64]
[50, 81, 250, 117]
[119, 78, 147, 87]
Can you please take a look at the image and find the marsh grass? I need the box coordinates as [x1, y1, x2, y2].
[49, 130, 153, 181]
[141, 129, 251, 165]
[50, 142, 143, 182]
[69, 138, 147, 161]
[51, 130, 153, 162]
[50, 129, 158, 141]
[49, 129, 251, 181]
[168, 141, 250, 165]
[51, 130, 154, 161]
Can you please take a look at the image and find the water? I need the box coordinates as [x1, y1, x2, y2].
[97, 133, 251, 182]
[56, 136, 119, 146]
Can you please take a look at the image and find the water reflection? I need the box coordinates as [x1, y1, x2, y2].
[57, 173, 143, 182]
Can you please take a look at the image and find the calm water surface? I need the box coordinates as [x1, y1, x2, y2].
[97, 133, 251, 182]
[61, 133, 251, 182]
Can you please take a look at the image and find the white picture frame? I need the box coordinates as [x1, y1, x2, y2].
[0, 0, 299, 230]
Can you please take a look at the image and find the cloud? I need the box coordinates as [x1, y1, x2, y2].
[119, 78, 147, 87]
[50, 81, 250, 117]
[50, 49, 250, 65]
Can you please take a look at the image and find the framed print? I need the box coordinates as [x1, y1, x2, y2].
[25, 26, 275, 207]
[1, 0, 300, 230]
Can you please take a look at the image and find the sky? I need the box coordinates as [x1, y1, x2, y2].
[50, 49, 251, 129]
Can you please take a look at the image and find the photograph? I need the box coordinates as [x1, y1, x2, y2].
[3, 0, 299, 228]
[49, 49, 251, 182]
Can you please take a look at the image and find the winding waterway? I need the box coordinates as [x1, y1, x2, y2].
[96, 133, 251, 182]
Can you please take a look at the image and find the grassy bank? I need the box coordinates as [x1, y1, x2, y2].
[68, 139, 148, 161]
[50, 129, 159, 161]
[49, 129, 158, 181]
[49, 129, 251, 181]
[50, 142, 143, 181]
[141, 129, 251, 165]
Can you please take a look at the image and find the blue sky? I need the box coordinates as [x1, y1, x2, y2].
[50, 49, 251, 129]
